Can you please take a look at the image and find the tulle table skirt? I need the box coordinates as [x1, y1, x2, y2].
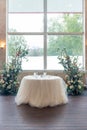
[15, 75, 68, 108]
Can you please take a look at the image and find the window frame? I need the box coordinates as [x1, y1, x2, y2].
[7, 0, 85, 71]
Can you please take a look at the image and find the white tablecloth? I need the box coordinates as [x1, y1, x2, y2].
[15, 75, 68, 108]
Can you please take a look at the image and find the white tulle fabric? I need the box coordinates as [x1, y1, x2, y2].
[15, 75, 68, 108]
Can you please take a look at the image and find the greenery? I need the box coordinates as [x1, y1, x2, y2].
[47, 14, 83, 56]
[57, 48, 84, 95]
[0, 44, 29, 95]
[8, 33, 29, 58]
[8, 29, 42, 57]
[8, 14, 83, 57]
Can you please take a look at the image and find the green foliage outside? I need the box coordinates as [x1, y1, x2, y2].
[8, 14, 83, 57]
[29, 47, 43, 56]
[8, 34, 29, 58]
[47, 14, 83, 56]
[57, 48, 84, 95]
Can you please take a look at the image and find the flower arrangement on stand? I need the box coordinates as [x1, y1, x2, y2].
[0, 46, 29, 95]
[0, 61, 20, 95]
[57, 48, 84, 96]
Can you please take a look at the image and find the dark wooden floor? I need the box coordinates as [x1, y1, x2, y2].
[0, 93, 87, 130]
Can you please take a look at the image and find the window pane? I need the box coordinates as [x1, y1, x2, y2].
[7, 0, 84, 70]
[47, 35, 83, 70]
[47, 14, 83, 32]
[47, 0, 82, 12]
[9, 0, 43, 12]
[8, 35, 44, 70]
[8, 14, 43, 32]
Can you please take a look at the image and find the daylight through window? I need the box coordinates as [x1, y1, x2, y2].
[7, 0, 84, 70]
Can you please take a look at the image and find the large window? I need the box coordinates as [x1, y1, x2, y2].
[7, 0, 84, 70]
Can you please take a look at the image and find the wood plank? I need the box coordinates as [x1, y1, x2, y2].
[0, 94, 87, 130]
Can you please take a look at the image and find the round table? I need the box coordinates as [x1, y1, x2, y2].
[15, 75, 68, 108]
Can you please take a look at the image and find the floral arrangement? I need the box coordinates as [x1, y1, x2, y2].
[0, 46, 29, 95]
[57, 48, 84, 95]
[0, 62, 20, 95]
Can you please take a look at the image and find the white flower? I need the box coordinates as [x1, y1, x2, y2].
[74, 75, 77, 77]
[6, 82, 8, 84]
[0, 79, 4, 84]
[10, 80, 13, 82]
[71, 80, 73, 83]
[78, 85, 82, 89]
[70, 85, 74, 89]
[7, 74, 10, 77]
[68, 81, 71, 84]
[78, 80, 82, 83]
